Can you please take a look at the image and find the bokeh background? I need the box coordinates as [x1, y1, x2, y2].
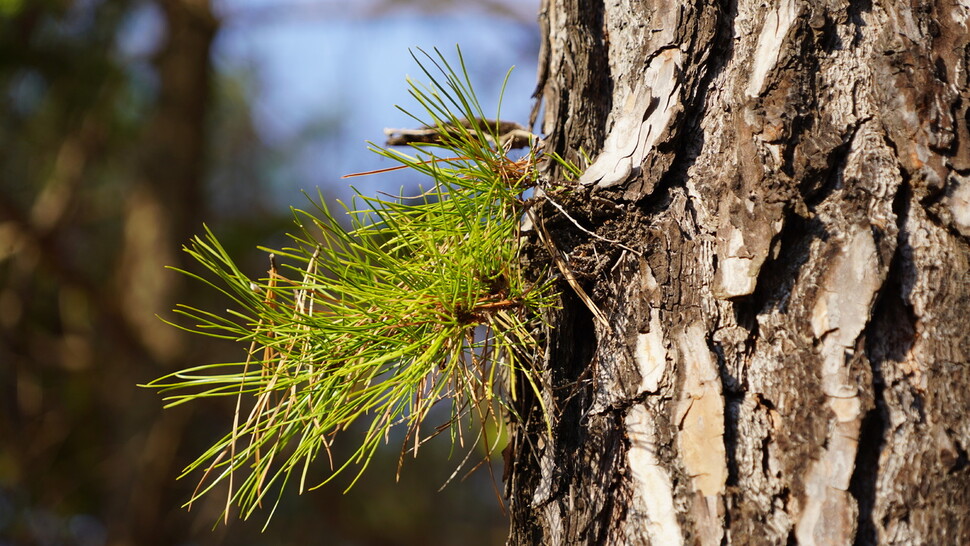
[0, 1, 540, 544]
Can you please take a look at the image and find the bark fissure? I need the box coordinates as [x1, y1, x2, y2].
[852, 207, 916, 543]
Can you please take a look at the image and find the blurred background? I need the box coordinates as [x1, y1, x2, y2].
[0, 0, 540, 544]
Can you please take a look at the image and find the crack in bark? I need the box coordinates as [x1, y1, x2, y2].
[852, 177, 914, 543]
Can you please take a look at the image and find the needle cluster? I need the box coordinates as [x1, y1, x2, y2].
[146, 48, 571, 523]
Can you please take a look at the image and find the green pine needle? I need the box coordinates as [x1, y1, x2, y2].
[145, 46, 571, 524]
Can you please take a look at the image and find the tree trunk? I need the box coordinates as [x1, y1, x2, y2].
[507, 1, 970, 544]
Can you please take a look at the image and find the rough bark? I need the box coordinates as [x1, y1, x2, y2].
[507, 1, 970, 544]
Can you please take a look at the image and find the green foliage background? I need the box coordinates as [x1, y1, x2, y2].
[0, 2, 539, 544]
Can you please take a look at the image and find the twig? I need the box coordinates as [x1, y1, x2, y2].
[384, 119, 535, 150]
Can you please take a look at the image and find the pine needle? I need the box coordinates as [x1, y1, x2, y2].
[144, 46, 578, 524]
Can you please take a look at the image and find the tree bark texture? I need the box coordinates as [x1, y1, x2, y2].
[507, 1, 970, 544]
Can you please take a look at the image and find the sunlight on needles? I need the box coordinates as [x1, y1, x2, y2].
[144, 46, 578, 525]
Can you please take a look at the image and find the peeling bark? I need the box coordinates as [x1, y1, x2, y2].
[508, 1, 970, 544]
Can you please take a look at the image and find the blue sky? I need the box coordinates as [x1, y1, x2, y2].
[210, 0, 542, 204]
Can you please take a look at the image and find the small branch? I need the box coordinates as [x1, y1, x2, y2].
[384, 119, 535, 150]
